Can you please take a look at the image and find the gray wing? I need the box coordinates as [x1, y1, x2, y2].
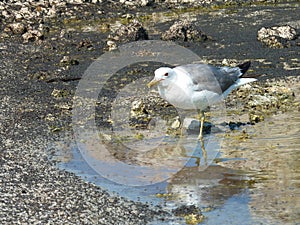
[174, 64, 241, 94]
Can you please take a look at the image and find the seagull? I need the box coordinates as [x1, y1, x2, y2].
[147, 61, 257, 140]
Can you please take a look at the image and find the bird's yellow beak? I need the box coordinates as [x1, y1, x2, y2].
[147, 79, 161, 88]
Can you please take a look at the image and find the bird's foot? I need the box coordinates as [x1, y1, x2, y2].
[197, 134, 203, 140]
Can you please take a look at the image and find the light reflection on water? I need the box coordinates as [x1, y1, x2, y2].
[218, 111, 300, 224]
[48, 103, 300, 224]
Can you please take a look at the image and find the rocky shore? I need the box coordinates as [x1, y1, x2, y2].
[1, 0, 299, 224]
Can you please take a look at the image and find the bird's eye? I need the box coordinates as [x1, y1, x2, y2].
[164, 73, 169, 77]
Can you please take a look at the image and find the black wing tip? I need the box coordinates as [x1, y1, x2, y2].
[238, 61, 251, 74]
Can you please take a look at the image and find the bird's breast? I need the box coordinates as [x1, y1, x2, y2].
[158, 82, 196, 110]
[158, 82, 222, 110]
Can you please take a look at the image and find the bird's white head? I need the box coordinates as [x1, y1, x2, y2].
[147, 67, 175, 88]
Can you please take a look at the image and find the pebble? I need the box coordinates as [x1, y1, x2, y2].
[4, 23, 26, 35]
[22, 29, 44, 43]
[59, 56, 79, 66]
[106, 40, 118, 51]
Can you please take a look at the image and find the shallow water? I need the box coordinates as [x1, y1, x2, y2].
[216, 111, 300, 224]
[48, 102, 300, 224]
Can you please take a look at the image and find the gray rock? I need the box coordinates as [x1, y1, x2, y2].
[260, 35, 287, 48]
[258, 25, 297, 40]
[161, 20, 209, 42]
[130, 99, 151, 128]
[128, 95, 178, 129]
[59, 56, 79, 66]
[106, 40, 118, 51]
[107, 19, 148, 44]
[182, 118, 212, 134]
[119, 0, 154, 7]
[257, 25, 298, 48]
[22, 29, 44, 43]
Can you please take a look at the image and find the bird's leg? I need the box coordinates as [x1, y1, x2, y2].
[197, 111, 207, 165]
[197, 111, 205, 140]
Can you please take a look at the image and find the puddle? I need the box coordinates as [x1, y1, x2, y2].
[217, 110, 300, 224]
[48, 131, 221, 203]
[48, 95, 300, 224]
